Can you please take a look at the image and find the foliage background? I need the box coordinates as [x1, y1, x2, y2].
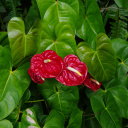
[0, 0, 128, 128]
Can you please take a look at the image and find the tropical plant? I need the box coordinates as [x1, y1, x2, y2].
[0, 0, 128, 128]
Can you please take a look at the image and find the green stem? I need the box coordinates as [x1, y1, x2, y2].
[25, 99, 44, 103]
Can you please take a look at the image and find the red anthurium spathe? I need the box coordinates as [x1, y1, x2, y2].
[28, 68, 45, 84]
[30, 50, 64, 78]
[56, 54, 88, 86]
[83, 73, 101, 91]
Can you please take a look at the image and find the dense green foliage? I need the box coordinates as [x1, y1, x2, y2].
[0, 0, 128, 127]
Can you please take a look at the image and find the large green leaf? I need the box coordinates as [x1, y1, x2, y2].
[43, 110, 65, 128]
[37, 22, 76, 58]
[0, 120, 13, 128]
[0, 46, 31, 120]
[38, 78, 79, 118]
[36, 0, 79, 34]
[21, 108, 40, 128]
[114, 0, 128, 8]
[111, 38, 128, 86]
[8, 17, 42, 67]
[67, 108, 82, 128]
[76, 0, 105, 44]
[77, 33, 116, 82]
[104, 79, 128, 119]
[0, 32, 9, 46]
[91, 93, 122, 128]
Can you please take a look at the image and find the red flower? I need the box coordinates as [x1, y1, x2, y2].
[28, 68, 45, 84]
[30, 50, 64, 78]
[56, 55, 87, 86]
[83, 73, 101, 91]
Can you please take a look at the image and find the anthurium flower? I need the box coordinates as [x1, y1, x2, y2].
[28, 68, 45, 84]
[30, 50, 64, 78]
[56, 54, 87, 86]
[83, 73, 101, 91]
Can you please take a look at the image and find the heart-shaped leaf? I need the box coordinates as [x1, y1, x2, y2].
[67, 108, 82, 128]
[43, 110, 65, 128]
[0, 46, 31, 120]
[0, 120, 13, 128]
[8, 17, 42, 67]
[21, 108, 40, 128]
[77, 33, 116, 82]
[38, 22, 76, 58]
[36, 0, 79, 34]
[104, 79, 128, 119]
[38, 78, 79, 118]
[111, 38, 128, 85]
[91, 93, 122, 128]
[76, 0, 105, 44]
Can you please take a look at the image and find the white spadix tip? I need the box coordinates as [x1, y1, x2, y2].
[44, 59, 51, 63]
[67, 67, 82, 76]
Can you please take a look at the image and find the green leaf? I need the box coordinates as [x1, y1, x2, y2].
[104, 79, 128, 119]
[0, 46, 31, 120]
[67, 108, 82, 128]
[38, 22, 76, 58]
[114, 0, 128, 8]
[38, 78, 79, 118]
[0, 119, 13, 128]
[0, 32, 9, 46]
[77, 33, 116, 82]
[21, 108, 40, 128]
[43, 110, 65, 128]
[91, 93, 122, 128]
[36, 0, 79, 34]
[8, 17, 42, 67]
[76, 0, 105, 44]
[111, 38, 128, 86]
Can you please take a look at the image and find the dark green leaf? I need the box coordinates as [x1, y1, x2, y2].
[111, 38, 128, 86]
[0, 46, 31, 120]
[43, 110, 65, 128]
[38, 22, 76, 58]
[76, 0, 105, 44]
[114, 0, 128, 8]
[77, 33, 116, 82]
[67, 107, 82, 128]
[8, 17, 42, 67]
[38, 78, 79, 118]
[0, 32, 9, 46]
[36, 0, 79, 34]
[105, 79, 128, 119]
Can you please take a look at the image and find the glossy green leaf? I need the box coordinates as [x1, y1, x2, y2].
[104, 79, 128, 118]
[91, 93, 122, 128]
[21, 108, 40, 128]
[114, 0, 128, 8]
[36, 0, 79, 34]
[76, 0, 105, 44]
[111, 38, 128, 85]
[37, 22, 76, 58]
[0, 32, 9, 46]
[8, 17, 42, 67]
[0, 120, 13, 128]
[0, 46, 31, 120]
[77, 33, 116, 82]
[38, 78, 79, 118]
[43, 110, 65, 128]
[67, 108, 82, 128]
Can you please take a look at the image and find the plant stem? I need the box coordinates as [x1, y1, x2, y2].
[25, 99, 44, 103]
